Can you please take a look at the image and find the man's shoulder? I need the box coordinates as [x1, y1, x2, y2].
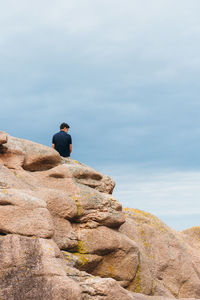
[53, 131, 64, 140]
[65, 133, 71, 138]
[53, 131, 60, 137]
[53, 131, 71, 141]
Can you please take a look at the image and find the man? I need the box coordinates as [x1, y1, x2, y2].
[52, 123, 72, 157]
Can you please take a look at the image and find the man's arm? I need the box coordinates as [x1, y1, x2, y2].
[52, 135, 55, 149]
[69, 135, 72, 153]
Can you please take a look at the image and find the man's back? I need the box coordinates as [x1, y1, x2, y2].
[52, 131, 72, 157]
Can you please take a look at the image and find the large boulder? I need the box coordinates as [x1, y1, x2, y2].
[40, 188, 78, 219]
[30, 164, 124, 228]
[0, 164, 29, 189]
[0, 133, 60, 170]
[22, 138, 61, 171]
[52, 216, 78, 250]
[0, 206, 54, 237]
[130, 293, 196, 300]
[70, 225, 139, 287]
[0, 235, 81, 300]
[80, 277, 134, 300]
[0, 132, 200, 300]
[0, 131, 8, 144]
[0, 135, 25, 169]
[72, 183, 125, 228]
[120, 208, 200, 298]
[62, 158, 115, 194]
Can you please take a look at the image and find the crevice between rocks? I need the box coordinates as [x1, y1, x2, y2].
[0, 230, 7, 236]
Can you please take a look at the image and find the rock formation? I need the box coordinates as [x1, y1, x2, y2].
[0, 131, 199, 300]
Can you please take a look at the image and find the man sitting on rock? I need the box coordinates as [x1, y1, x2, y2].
[52, 122, 72, 157]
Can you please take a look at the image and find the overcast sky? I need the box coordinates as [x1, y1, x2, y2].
[1, 0, 200, 230]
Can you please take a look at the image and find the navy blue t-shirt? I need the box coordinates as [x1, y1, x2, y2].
[52, 131, 72, 157]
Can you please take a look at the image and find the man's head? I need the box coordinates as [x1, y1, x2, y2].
[60, 122, 70, 133]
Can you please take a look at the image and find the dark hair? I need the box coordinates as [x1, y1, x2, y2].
[60, 122, 70, 129]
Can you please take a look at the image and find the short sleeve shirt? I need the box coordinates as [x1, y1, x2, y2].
[52, 131, 72, 157]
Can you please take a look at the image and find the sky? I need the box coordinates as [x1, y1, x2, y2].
[1, 0, 200, 230]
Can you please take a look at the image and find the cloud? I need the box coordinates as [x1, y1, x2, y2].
[99, 164, 200, 230]
[1, 1, 200, 229]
